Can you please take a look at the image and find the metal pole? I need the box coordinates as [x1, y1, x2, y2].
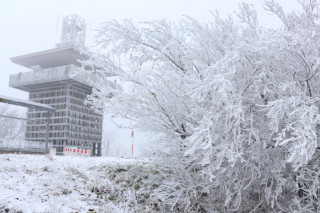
[45, 112, 50, 154]
[131, 129, 134, 156]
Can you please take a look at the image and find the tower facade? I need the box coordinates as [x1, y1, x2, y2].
[9, 15, 103, 156]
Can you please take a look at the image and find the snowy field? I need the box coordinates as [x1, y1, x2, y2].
[0, 154, 161, 213]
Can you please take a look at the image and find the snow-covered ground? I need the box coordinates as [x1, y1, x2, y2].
[0, 154, 161, 213]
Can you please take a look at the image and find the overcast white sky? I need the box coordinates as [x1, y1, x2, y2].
[0, 0, 300, 156]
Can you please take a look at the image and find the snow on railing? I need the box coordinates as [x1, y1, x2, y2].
[0, 141, 52, 149]
[0, 141, 53, 154]
[9, 64, 97, 89]
[9, 65, 77, 87]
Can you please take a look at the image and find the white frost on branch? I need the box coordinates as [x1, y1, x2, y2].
[80, 0, 320, 212]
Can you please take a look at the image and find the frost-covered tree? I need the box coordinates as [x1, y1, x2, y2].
[102, 130, 118, 157]
[0, 104, 25, 147]
[82, 0, 320, 212]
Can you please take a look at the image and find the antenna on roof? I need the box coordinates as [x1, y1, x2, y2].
[55, 14, 60, 46]
[56, 14, 86, 48]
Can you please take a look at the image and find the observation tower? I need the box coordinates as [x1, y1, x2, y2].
[9, 15, 103, 156]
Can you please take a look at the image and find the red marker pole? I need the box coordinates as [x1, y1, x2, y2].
[131, 129, 134, 156]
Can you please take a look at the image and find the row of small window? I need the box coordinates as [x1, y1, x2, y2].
[68, 111, 101, 123]
[64, 114, 102, 128]
[66, 140, 92, 148]
[26, 132, 65, 138]
[30, 87, 66, 94]
[29, 90, 66, 99]
[38, 98, 66, 105]
[70, 126, 102, 135]
[53, 111, 66, 117]
[64, 141, 92, 147]
[70, 98, 87, 106]
[26, 125, 68, 131]
[26, 132, 102, 141]
[26, 115, 66, 124]
[28, 111, 66, 119]
[69, 119, 102, 129]
[53, 104, 66, 110]
[70, 91, 87, 100]
[49, 140, 99, 147]
[26, 118, 102, 129]
[28, 104, 66, 111]
[26, 124, 102, 133]
[70, 86, 89, 95]
[69, 133, 101, 141]
[69, 104, 99, 116]
[27, 113, 44, 119]
[51, 140, 98, 146]
[51, 118, 67, 124]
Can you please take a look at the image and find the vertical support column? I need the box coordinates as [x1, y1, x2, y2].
[45, 112, 50, 154]
[65, 84, 71, 149]
[98, 143, 101, 156]
[92, 142, 96, 156]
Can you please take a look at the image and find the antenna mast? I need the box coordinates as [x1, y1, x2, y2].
[56, 14, 86, 48]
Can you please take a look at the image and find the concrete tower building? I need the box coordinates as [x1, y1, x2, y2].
[9, 15, 102, 156]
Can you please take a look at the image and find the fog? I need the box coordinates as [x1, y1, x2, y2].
[0, 0, 300, 156]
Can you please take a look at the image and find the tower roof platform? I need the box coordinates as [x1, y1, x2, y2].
[9, 45, 97, 91]
[11, 45, 88, 70]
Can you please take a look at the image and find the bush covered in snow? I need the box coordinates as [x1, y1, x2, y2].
[81, 0, 320, 212]
[0, 154, 167, 212]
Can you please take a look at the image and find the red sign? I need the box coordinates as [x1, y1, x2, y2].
[63, 147, 91, 156]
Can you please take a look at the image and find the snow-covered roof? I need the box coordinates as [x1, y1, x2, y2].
[0, 95, 55, 112]
[10, 45, 89, 69]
